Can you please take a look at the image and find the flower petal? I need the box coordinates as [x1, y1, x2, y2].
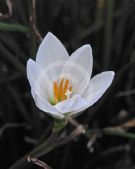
[26, 59, 52, 100]
[27, 59, 42, 89]
[36, 32, 69, 81]
[54, 95, 88, 114]
[83, 71, 115, 105]
[60, 45, 93, 95]
[35, 94, 64, 119]
[63, 71, 114, 116]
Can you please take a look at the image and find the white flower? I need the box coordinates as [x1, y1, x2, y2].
[27, 32, 115, 119]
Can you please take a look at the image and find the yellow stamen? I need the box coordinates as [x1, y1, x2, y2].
[52, 79, 72, 105]
[62, 79, 69, 100]
[53, 81, 59, 104]
[58, 78, 64, 100]
[69, 86, 72, 92]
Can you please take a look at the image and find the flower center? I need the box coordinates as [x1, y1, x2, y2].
[52, 78, 72, 105]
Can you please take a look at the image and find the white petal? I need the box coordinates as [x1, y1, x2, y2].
[83, 71, 115, 104]
[35, 94, 64, 119]
[26, 59, 52, 100]
[27, 59, 42, 89]
[60, 45, 93, 95]
[54, 95, 88, 114]
[36, 32, 69, 81]
[71, 71, 115, 116]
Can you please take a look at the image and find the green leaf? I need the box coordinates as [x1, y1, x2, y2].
[103, 128, 135, 139]
[0, 22, 29, 33]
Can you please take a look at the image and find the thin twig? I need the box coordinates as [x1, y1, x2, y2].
[0, 43, 25, 74]
[28, 156, 52, 169]
[103, 0, 113, 69]
[0, 123, 30, 137]
[116, 88, 135, 97]
[33, 25, 43, 41]
[67, 117, 80, 127]
[6, 0, 12, 16]
[0, 0, 12, 19]
[8, 117, 135, 169]
[7, 84, 31, 123]
[30, 0, 43, 42]
[86, 118, 135, 139]
[35, 124, 85, 157]
[106, 118, 135, 131]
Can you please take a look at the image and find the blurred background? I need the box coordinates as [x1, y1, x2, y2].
[0, 0, 135, 169]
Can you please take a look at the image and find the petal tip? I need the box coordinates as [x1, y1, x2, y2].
[26, 59, 35, 69]
[108, 71, 115, 78]
[26, 58, 32, 69]
[111, 71, 115, 76]
[83, 44, 92, 51]
[82, 44, 93, 57]
[45, 32, 56, 40]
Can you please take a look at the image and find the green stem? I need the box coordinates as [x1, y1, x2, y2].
[9, 120, 66, 169]
[8, 140, 48, 169]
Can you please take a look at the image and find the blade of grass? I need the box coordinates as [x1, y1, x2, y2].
[28, 0, 37, 58]
[0, 43, 25, 74]
[103, 0, 114, 69]
[0, 33, 27, 61]
[103, 129, 135, 139]
[0, 22, 29, 33]
[7, 84, 31, 123]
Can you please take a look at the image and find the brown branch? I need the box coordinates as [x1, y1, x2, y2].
[106, 118, 135, 132]
[28, 156, 52, 169]
[0, 43, 25, 74]
[33, 25, 43, 42]
[0, 0, 12, 19]
[9, 117, 135, 169]
[6, 0, 12, 16]
[116, 88, 135, 97]
[35, 124, 85, 158]
[30, 0, 43, 42]
[0, 123, 30, 137]
[9, 122, 85, 169]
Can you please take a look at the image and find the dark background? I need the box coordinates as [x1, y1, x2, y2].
[0, 0, 135, 169]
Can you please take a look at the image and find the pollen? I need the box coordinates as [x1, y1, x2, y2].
[52, 78, 72, 104]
